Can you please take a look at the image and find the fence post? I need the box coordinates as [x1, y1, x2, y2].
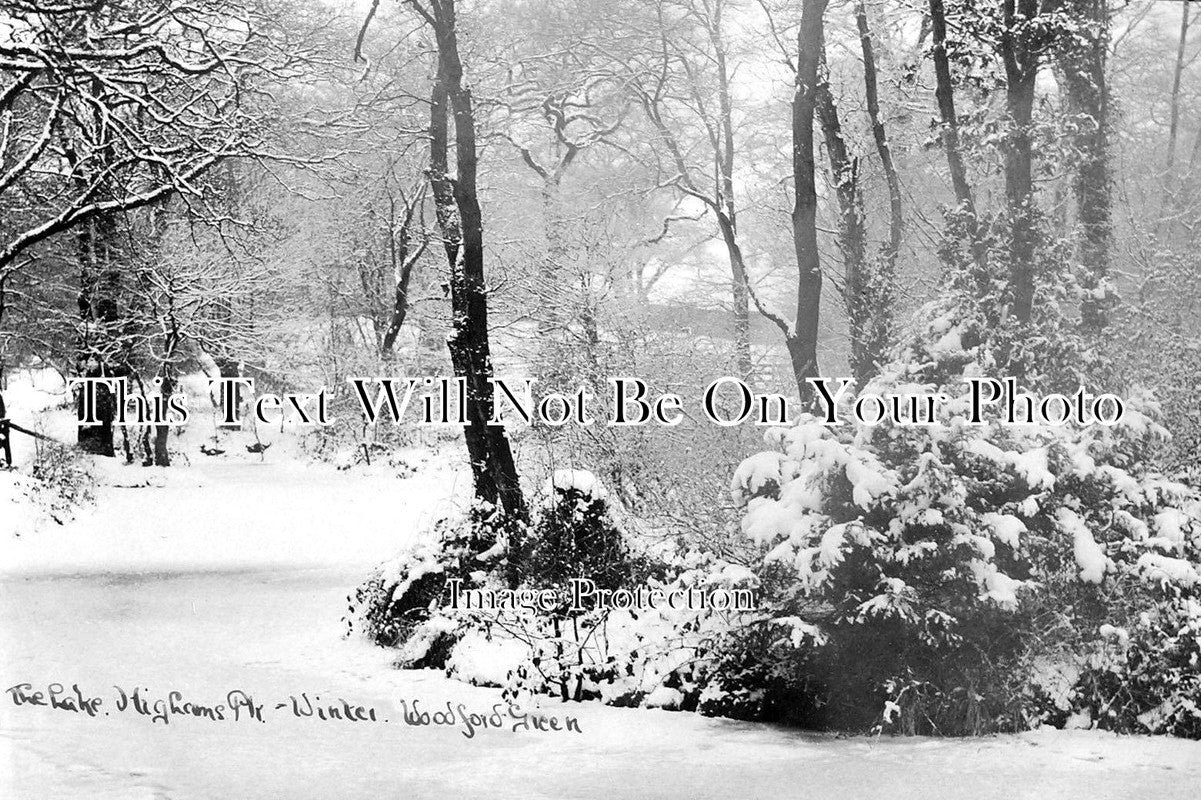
[0, 392, 10, 467]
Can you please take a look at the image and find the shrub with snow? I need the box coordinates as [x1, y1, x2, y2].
[496, 551, 760, 708]
[727, 277, 1201, 734]
[352, 471, 769, 711]
[521, 470, 634, 594]
[2, 439, 94, 536]
[350, 471, 654, 666]
[347, 504, 512, 652]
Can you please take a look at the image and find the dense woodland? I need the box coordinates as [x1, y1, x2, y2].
[5, 0, 1201, 735]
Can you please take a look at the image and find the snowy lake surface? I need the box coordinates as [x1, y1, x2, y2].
[3, 460, 1200, 798]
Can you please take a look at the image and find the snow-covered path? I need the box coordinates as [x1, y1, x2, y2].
[3, 461, 1200, 799]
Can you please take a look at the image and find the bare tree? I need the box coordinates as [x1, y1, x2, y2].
[785, 0, 828, 396]
[392, 0, 528, 519]
[0, 0, 319, 453]
[1000, 0, 1043, 323]
[928, 0, 976, 217]
[134, 218, 281, 465]
[1058, 0, 1112, 329]
[854, 0, 902, 377]
[814, 51, 866, 385]
[613, 0, 761, 381]
[376, 177, 429, 355]
[1166, 0, 1191, 177]
[502, 67, 623, 352]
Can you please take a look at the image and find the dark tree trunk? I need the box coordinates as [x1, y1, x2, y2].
[789, 0, 830, 400]
[858, 2, 902, 265]
[929, 0, 976, 217]
[1059, 0, 1112, 329]
[815, 66, 868, 384]
[1166, 1, 1190, 177]
[76, 357, 115, 457]
[709, 4, 753, 381]
[76, 212, 121, 457]
[1001, 0, 1040, 323]
[714, 212, 753, 382]
[855, 0, 902, 381]
[380, 265, 415, 354]
[729, 254, 752, 380]
[379, 187, 425, 355]
[429, 81, 494, 507]
[425, 0, 527, 521]
[153, 373, 174, 467]
[0, 392, 10, 468]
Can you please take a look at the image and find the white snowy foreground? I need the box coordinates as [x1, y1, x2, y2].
[2, 458, 1201, 799]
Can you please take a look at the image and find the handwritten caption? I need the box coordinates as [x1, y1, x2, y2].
[5, 681, 582, 739]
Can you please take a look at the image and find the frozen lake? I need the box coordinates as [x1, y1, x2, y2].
[3, 462, 1200, 798]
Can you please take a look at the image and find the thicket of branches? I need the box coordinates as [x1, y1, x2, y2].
[5, 1, 1200, 479]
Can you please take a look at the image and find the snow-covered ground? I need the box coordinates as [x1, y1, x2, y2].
[2, 378, 1200, 798]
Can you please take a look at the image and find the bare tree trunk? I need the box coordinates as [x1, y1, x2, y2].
[539, 178, 569, 336]
[0, 392, 11, 468]
[855, 0, 902, 379]
[76, 211, 120, 457]
[424, 0, 527, 521]
[713, 214, 753, 381]
[788, 0, 830, 399]
[153, 373, 173, 467]
[507, 86, 621, 354]
[380, 184, 427, 355]
[928, 0, 976, 217]
[379, 260, 416, 355]
[858, 3, 902, 262]
[1001, 0, 1040, 324]
[729, 249, 753, 381]
[815, 75, 868, 383]
[709, 0, 753, 381]
[1166, 0, 1190, 177]
[1060, 0, 1112, 329]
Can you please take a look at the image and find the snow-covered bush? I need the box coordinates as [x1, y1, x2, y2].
[1, 439, 95, 534]
[1067, 597, 1201, 737]
[30, 439, 94, 522]
[348, 503, 514, 651]
[521, 471, 636, 594]
[351, 470, 770, 711]
[495, 551, 759, 708]
[731, 397, 1198, 733]
[349, 471, 653, 660]
[726, 243, 1201, 734]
